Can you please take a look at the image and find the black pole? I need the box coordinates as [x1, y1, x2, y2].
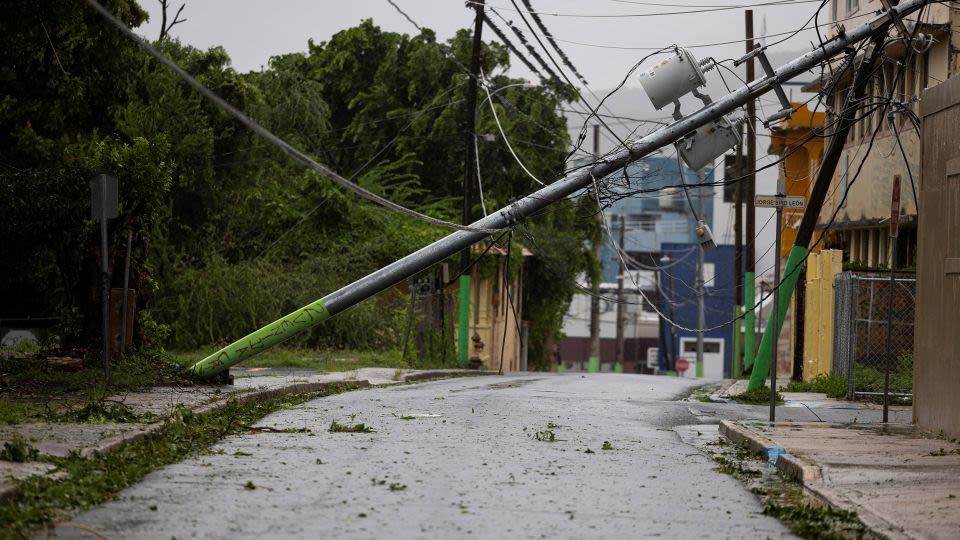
[99, 183, 110, 383]
[120, 230, 132, 354]
[744, 9, 756, 303]
[884, 240, 897, 423]
[461, 0, 485, 273]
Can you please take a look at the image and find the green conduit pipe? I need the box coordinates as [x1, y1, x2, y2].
[457, 275, 471, 366]
[190, 299, 330, 377]
[747, 246, 809, 391]
[743, 271, 756, 371]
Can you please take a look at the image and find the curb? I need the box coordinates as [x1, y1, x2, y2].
[718, 420, 908, 540]
[402, 370, 493, 382]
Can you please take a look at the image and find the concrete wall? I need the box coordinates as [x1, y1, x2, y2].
[914, 75, 960, 438]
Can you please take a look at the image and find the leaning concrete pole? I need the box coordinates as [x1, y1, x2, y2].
[188, 1, 925, 377]
[746, 25, 891, 391]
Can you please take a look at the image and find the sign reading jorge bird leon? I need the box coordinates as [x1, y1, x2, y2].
[754, 195, 806, 209]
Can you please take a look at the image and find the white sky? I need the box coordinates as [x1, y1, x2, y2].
[136, 0, 835, 276]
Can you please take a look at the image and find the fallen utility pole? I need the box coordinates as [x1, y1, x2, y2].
[746, 24, 891, 391]
[189, 1, 924, 377]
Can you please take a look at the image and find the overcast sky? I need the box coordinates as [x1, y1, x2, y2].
[136, 0, 835, 275]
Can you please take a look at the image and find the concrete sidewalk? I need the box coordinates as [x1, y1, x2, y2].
[721, 419, 960, 540]
[0, 368, 487, 502]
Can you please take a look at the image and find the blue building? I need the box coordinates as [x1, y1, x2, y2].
[600, 156, 715, 283]
[656, 243, 736, 379]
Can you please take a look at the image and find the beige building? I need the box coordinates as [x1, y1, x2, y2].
[811, 0, 959, 268]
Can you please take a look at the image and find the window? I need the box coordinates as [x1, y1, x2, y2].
[845, 0, 859, 16]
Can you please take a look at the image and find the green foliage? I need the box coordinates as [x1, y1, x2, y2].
[329, 420, 373, 433]
[783, 373, 849, 399]
[731, 386, 783, 404]
[762, 501, 865, 539]
[0, 435, 39, 463]
[852, 353, 913, 401]
[156, 256, 408, 351]
[0, 402, 48, 425]
[169, 347, 408, 372]
[2, 7, 581, 368]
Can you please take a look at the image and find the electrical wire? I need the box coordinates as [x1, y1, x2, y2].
[480, 68, 546, 185]
[482, 13, 546, 79]
[519, 0, 589, 84]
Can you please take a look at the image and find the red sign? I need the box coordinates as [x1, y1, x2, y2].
[890, 175, 901, 238]
[675, 358, 689, 373]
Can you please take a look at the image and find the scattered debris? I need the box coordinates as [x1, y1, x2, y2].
[329, 420, 373, 433]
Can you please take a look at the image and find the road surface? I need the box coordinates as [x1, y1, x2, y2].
[51, 374, 798, 539]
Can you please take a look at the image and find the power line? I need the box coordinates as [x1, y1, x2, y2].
[489, 8, 560, 80]
[481, 13, 545, 79]
[471, 0, 822, 18]
[519, 0, 588, 84]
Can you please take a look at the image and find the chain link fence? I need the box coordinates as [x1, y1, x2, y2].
[832, 271, 915, 401]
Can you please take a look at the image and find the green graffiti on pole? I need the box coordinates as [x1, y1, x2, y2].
[747, 246, 808, 391]
[189, 299, 331, 377]
[457, 275, 471, 366]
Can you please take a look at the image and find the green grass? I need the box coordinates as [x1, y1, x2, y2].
[0, 384, 364, 538]
[0, 402, 48, 425]
[782, 373, 848, 399]
[169, 347, 410, 372]
[0, 351, 192, 424]
[731, 385, 783, 405]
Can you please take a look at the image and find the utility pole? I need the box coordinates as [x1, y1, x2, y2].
[733, 127, 744, 378]
[746, 24, 892, 391]
[588, 124, 602, 373]
[743, 9, 758, 373]
[181, 0, 922, 378]
[769, 173, 784, 421]
[696, 170, 706, 377]
[458, 0, 485, 367]
[614, 215, 626, 373]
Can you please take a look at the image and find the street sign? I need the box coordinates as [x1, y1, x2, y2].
[646, 347, 659, 370]
[90, 172, 118, 221]
[754, 195, 806, 209]
[675, 358, 689, 373]
[890, 175, 901, 238]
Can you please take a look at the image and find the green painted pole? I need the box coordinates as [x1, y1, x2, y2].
[743, 271, 756, 371]
[457, 275, 471, 366]
[190, 299, 330, 377]
[747, 246, 808, 391]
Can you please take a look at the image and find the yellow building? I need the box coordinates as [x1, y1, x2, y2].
[457, 243, 532, 372]
[767, 103, 826, 257]
[767, 103, 830, 380]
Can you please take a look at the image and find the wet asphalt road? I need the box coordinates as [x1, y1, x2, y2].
[51, 374, 797, 539]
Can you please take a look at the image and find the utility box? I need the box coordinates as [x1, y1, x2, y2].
[637, 48, 707, 110]
[677, 117, 742, 171]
